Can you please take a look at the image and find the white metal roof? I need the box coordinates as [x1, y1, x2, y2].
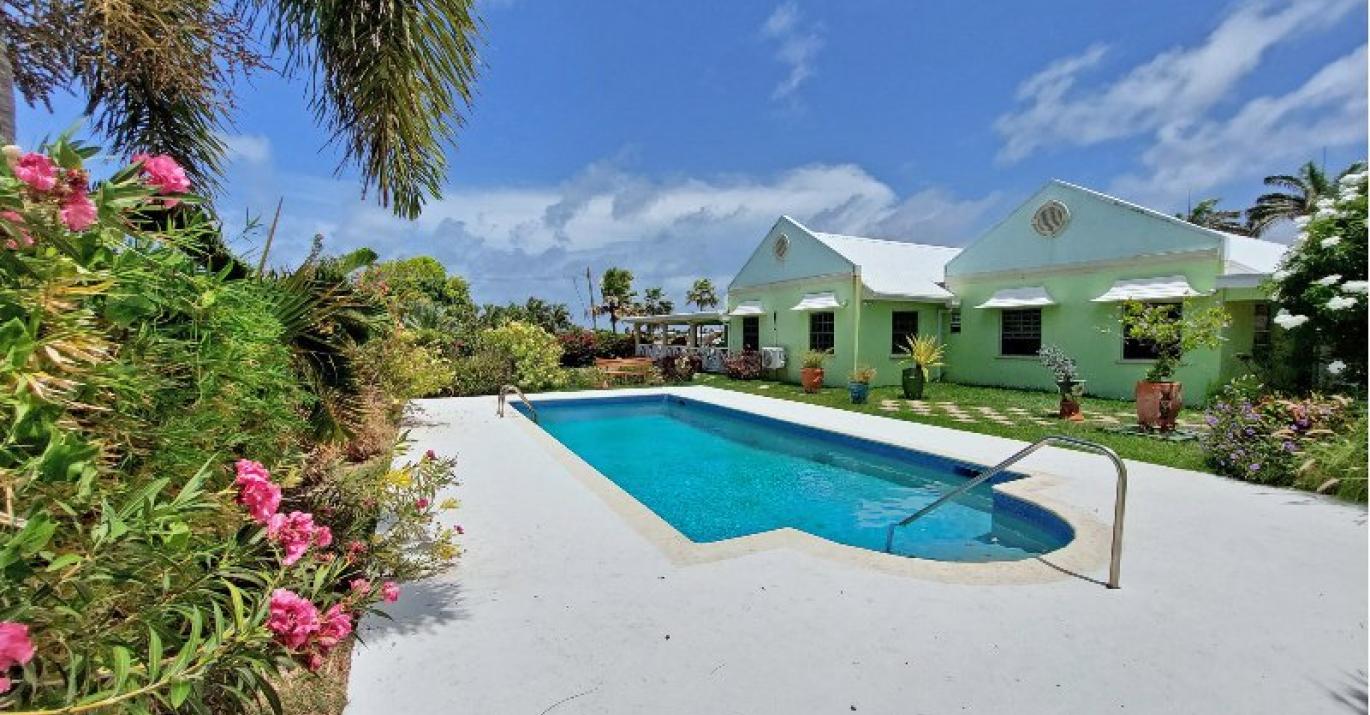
[1222, 235, 1289, 275]
[975, 286, 1056, 309]
[622, 311, 726, 324]
[790, 291, 843, 311]
[1091, 276, 1209, 302]
[809, 231, 960, 301]
[727, 300, 765, 316]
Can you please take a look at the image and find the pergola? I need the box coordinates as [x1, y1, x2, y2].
[622, 311, 726, 348]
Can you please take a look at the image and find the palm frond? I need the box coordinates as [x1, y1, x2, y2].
[267, 0, 482, 219]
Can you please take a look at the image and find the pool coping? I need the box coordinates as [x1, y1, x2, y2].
[508, 386, 1113, 586]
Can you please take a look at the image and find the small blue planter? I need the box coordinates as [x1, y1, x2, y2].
[848, 382, 870, 404]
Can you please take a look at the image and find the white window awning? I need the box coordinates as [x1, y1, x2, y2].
[728, 300, 764, 316]
[1091, 275, 1209, 302]
[790, 292, 843, 311]
[974, 286, 1056, 309]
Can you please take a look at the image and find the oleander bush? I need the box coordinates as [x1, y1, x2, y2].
[480, 320, 565, 391]
[557, 329, 598, 367]
[591, 329, 636, 359]
[724, 350, 763, 380]
[655, 353, 701, 383]
[0, 137, 462, 711]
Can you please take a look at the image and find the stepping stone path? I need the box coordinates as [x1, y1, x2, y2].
[854, 395, 1211, 433]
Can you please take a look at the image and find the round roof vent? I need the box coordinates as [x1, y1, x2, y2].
[773, 233, 790, 260]
[1031, 200, 1070, 237]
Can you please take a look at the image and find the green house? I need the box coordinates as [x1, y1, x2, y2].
[724, 181, 1286, 399]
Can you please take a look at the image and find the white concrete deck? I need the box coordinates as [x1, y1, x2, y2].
[347, 387, 1367, 714]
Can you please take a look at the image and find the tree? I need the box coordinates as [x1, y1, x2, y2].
[597, 267, 636, 332]
[686, 278, 719, 311]
[1266, 166, 1367, 387]
[1247, 161, 1366, 235]
[1175, 198, 1251, 235]
[0, 0, 481, 218]
[642, 287, 673, 315]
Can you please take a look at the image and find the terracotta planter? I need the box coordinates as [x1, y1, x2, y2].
[1057, 379, 1085, 421]
[1135, 380, 1184, 431]
[801, 367, 824, 393]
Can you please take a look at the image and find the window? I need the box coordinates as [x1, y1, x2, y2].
[809, 311, 835, 352]
[1000, 308, 1041, 356]
[742, 316, 760, 351]
[949, 309, 962, 334]
[890, 311, 919, 354]
[1252, 303, 1271, 357]
[1122, 303, 1181, 360]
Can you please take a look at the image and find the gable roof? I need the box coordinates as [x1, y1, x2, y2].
[809, 229, 960, 301]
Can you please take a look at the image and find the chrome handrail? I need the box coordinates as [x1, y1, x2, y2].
[883, 435, 1128, 589]
[496, 384, 538, 422]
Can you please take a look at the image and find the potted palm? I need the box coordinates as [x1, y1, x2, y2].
[899, 335, 945, 399]
[800, 349, 829, 393]
[1119, 300, 1229, 431]
[848, 365, 877, 404]
[1037, 345, 1085, 420]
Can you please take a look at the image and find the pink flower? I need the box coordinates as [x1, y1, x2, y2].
[346, 540, 367, 557]
[316, 604, 353, 649]
[234, 461, 281, 525]
[454, 524, 465, 535]
[415, 498, 430, 511]
[424, 449, 436, 460]
[381, 581, 400, 603]
[0, 622, 35, 692]
[60, 192, 97, 231]
[268, 511, 318, 566]
[349, 578, 371, 595]
[132, 153, 191, 201]
[306, 651, 326, 672]
[14, 153, 56, 191]
[267, 589, 319, 650]
[314, 525, 333, 548]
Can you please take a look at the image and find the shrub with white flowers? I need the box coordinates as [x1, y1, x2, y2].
[1267, 165, 1367, 385]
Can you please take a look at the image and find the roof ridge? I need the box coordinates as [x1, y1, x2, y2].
[813, 231, 961, 251]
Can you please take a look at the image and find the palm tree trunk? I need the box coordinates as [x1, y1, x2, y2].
[0, 34, 14, 144]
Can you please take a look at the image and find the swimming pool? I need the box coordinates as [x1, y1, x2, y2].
[519, 394, 1072, 562]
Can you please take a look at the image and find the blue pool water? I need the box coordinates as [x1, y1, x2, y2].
[521, 395, 1072, 562]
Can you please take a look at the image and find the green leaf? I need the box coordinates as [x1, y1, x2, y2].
[44, 553, 82, 572]
[111, 645, 132, 691]
[169, 680, 192, 707]
[147, 628, 163, 681]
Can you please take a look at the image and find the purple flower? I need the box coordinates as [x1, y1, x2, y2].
[1249, 463, 1261, 472]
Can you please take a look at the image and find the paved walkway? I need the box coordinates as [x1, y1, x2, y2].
[875, 398, 1210, 431]
[347, 387, 1366, 714]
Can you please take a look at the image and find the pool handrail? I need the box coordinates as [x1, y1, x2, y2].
[496, 384, 538, 422]
[883, 434, 1127, 589]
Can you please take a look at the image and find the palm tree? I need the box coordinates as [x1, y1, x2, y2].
[642, 287, 673, 315]
[1175, 198, 1251, 236]
[597, 267, 635, 333]
[1246, 161, 1365, 235]
[686, 278, 719, 311]
[0, 1, 480, 219]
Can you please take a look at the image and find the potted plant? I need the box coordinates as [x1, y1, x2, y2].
[899, 335, 945, 399]
[848, 365, 877, 404]
[1037, 345, 1085, 421]
[800, 349, 829, 393]
[1119, 300, 1229, 431]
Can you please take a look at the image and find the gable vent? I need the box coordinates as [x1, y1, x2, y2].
[1031, 200, 1070, 237]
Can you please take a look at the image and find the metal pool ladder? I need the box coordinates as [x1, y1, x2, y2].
[496, 384, 538, 422]
[883, 435, 1128, 589]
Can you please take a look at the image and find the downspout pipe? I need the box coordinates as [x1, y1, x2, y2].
[851, 268, 862, 377]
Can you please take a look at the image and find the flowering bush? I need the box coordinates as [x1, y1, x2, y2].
[1201, 378, 1355, 488]
[480, 320, 566, 391]
[1268, 166, 1367, 385]
[557, 329, 598, 367]
[724, 350, 763, 380]
[0, 137, 462, 711]
[655, 353, 702, 382]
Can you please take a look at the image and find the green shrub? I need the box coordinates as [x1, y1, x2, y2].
[1201, 378, 1355, 487]
[565, 366, 608, 389]
[1294, 415, 1367, 502]
[592, 329, 636, 358]
[355, 326, 455, 400]
[557, 329, 597, 367]
[450, 350, 515, 396]
[480, 320, 565, 391]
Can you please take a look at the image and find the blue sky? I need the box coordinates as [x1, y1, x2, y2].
[16, 0, 1368, 317]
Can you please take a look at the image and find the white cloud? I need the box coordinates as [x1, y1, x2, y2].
[995, 0, 1361, 162]
[221, 159, 998, 316]
[1110, 45, 1368, 207]
[761, 2, 824, 102]
[221, 133, 272, 165]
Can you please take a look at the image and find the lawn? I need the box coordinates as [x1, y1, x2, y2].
[694, 374, 1210, 472]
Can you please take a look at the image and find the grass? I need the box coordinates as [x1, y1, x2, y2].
[693, 374, 1210, 472]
